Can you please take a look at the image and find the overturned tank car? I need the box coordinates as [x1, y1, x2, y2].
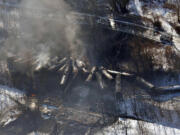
[0, 0, 180, 134]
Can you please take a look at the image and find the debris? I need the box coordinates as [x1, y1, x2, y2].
[82, 67, 89, 73]
[58, 57, 67, 64]
[28, 97, 38, 111]
[48, 64, 58, 70]
[86, 66, 96, 82]
[60, 65, 70, 85]
[107, 70, 133, 76]
[60, 75, 67, 85]
[14, 58, 23, 63]
[76, 59, 85, 68]
[135, 76, 154, 89]
[101, 67, 113, 80]
[95, 72, 105, 89]
[72, 60, 78, 74]
[115, 74, 121, 93]
[58, 64, 67, 72]
[48, 57, 67, 70]
[155, 85, 180, 92]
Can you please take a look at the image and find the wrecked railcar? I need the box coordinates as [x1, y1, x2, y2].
[0, 0, 180, 135]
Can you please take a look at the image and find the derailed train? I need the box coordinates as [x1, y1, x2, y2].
[0, 0, 180, 134]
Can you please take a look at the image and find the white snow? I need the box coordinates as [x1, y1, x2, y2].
[134, 0, 143, 16]
[95, 118, 180, 135]
[128, 0, 180, 50]
[128, 0, 143, 16]
[159, 18, 178, 36]
[0, 85, 26, 126]
[28, 132, 50, 135]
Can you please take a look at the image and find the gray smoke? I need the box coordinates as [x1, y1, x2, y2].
[0, 0, 85, 71]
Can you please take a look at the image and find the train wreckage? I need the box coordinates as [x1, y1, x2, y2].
[0, 0, 180, 135]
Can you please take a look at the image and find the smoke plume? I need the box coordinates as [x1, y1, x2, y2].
[0, 0, 85, 72]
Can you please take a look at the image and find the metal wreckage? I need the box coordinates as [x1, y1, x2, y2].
[0, 0, 180, 135]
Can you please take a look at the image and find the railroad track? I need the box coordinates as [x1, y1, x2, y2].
[0, 2, 179, 47]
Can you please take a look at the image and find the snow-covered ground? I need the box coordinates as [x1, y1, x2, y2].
[95, 118, 180, 135]
[0, 1, 179, 134]
[0, 85, 26, 127]
[128, 0, 180, 50]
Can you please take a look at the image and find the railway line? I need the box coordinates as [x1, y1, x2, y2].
[0, 2, 179, 48]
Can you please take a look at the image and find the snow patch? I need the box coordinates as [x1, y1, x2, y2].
[134, 0, 143, 16]
[0, 85, 26, 126]
[95, 118, 180, 135]
[128, 0, 143, 16]
[128, 0, 180, 50]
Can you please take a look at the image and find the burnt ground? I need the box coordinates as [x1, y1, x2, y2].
[0, 18, 180, 135]
[0, 30, 180, 134]
[0, 0, 179, 134]
[0, 68, 116, 135]
[0, 60, 180, 135]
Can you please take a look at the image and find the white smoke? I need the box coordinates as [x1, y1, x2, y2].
[0, 0, 84, 71]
